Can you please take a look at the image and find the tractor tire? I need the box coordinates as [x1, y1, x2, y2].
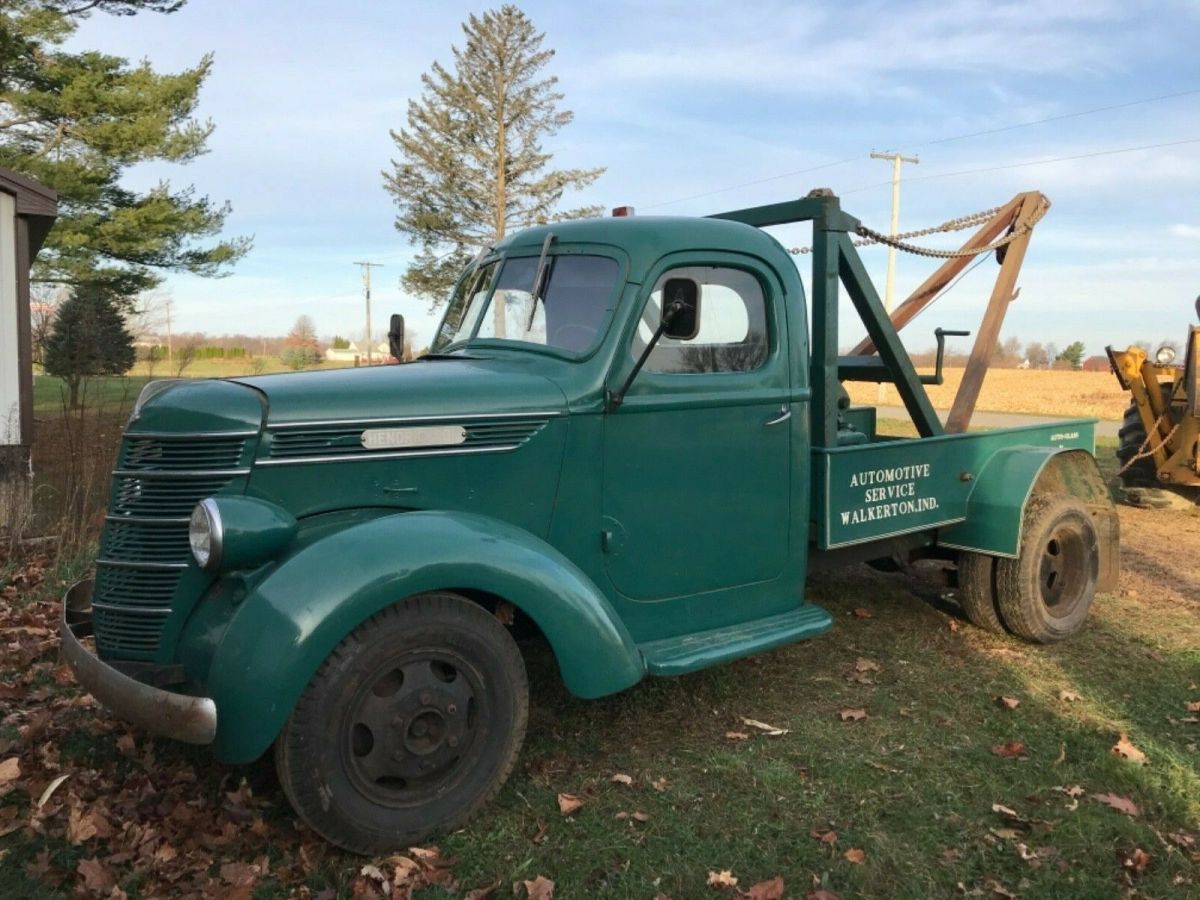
[274, 591, 528, 855]
[956, 551, 1007, 633]
[995, 496, 1098, 643]
[1115, 385, 1173, 489]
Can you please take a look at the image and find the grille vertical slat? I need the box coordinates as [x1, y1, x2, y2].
[94, 434, 250, 661]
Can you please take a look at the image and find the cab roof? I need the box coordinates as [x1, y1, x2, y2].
[495, 215, 801, 287]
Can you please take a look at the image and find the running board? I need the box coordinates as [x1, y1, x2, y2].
[639, 604, 833, 677]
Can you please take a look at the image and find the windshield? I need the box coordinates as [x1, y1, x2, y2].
[432, 253, 620, 354]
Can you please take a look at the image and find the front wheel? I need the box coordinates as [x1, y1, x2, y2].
[995, 496, 1099, 643]
[275, 592, 528, 854]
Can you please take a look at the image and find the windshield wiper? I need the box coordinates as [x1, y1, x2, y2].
[525, 232, 555, 331]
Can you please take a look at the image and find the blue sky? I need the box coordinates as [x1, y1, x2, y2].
[68, 0, 1200, 358]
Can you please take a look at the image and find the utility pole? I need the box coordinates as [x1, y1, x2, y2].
[869, 149, 918, 401]
[353, 261, 384, 365]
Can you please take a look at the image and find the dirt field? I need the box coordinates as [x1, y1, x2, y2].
[847, 367, 1129, 421]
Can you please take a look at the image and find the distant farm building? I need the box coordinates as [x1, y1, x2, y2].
[1081, 355, 1111, 373]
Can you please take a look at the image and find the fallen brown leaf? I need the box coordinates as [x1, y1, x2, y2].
[995, 696, 1021, 711]
[610, 773, 633, 786]
[844, 847, 866, 864]
[0, 757, 19, 785]
[1186, 700, 1200, 713]
[1121, 847, 1151, 876]
[463, 880, 502, 900]
[992, 741, 1027, 759]
[1090, 792, 1140, 816]
[220, 861, 261, 887]
[741, 717, 789, 736]
[746, 875, 785, 899]
[947, 618, 961, 633]
[810, 828, 838, 845]
[1111, 733, 1148, 765]
[839, 708, 868, 722]
[852, 608, 873, 619]
[631, 810, 650, 822]
[556, 793, 584, 816]
[1058, 689, 1081, 702]
[807, 890, 839, 900]
[76, 857, 116, 894]
[707, 869, 738, 888]
[725, 731, 750, 741]
[521, 874, 555, 899]
[854, 658, 881, 673]
[651, 777, 669, 792]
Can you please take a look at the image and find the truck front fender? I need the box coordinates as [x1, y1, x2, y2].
[939, 447, 1119, 590]
[205, 510, 644, 763]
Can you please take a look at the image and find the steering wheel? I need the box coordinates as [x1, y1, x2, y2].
[550, 323, 598, 351]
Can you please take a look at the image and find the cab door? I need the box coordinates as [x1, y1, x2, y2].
[601, 257, 791, 601]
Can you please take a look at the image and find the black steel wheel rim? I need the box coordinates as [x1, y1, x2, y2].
[341, 649, 485, 807]
[1037, 520, 1090, 618]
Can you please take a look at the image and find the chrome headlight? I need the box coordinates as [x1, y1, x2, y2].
[189, 499, 223, 571]
[1155, 344, 1177, 365]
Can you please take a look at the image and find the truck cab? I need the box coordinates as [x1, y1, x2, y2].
[61, 192, 1118, 854]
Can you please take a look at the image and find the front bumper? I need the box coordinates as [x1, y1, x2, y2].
[60, 580, 217, 745]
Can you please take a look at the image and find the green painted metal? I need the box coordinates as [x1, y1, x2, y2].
[203, 510, 644, 763]
[818, 420, 1095, 551]
[640, 604, 832, 676]
[939, 442, 1109, 558]
[73, 193, 1119, 769]
[203, 496, 297, 572]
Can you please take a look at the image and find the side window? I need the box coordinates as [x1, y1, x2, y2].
[633, 266, 769, 374]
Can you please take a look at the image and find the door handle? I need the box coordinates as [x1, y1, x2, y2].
[764, 406, 791, 427]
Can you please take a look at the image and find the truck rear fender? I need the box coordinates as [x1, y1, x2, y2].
[205, 510, 644, 763]
[940, 448, 1118, 592]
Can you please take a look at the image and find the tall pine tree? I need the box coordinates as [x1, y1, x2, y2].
[384, 5, 603, 309]
[0, 1, 249, 303]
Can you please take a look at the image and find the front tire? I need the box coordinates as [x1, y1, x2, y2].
[995, 497, 1098, 643]
[275, 592, 528, 854]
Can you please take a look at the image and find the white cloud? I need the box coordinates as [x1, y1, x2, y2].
[1169, 223, 1200, 238]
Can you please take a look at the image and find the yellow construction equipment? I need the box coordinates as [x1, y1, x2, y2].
[1107, 310, 1200, 507]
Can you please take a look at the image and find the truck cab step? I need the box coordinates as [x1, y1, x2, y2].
[639, 604, 833, 677]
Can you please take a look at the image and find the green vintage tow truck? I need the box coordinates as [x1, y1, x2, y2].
[61, 192, 1118, 853]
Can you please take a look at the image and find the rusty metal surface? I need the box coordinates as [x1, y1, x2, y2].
[59, 580, 217, 745]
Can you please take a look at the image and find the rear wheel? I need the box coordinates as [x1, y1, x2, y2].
[957, 551, 1007, 633]
[995, 496, 1098, 643]
[275, 592, 528, 854]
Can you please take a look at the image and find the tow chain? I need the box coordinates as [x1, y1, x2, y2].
[1117, 411, 1181, 476]
[788, 197, 1051, 258]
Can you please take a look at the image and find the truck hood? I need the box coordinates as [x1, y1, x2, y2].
[230, 357, 568, 426]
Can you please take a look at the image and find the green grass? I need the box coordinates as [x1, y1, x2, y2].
[30, 356, 358, 414]
[1, 420, 1188, 897]
[3, 543, 1195, 898]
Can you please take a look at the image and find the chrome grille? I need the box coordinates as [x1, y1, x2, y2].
[121, 436, 246, 471]
[110, 473, 235, 518]
[94, 433, 250, 661]
[267, 416, 549, 461]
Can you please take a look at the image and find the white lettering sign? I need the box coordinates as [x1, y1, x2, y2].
[840, 463, 938, 527]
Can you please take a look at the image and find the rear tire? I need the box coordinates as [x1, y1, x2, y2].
[995, 496, 1098, 643]
[1115, 386, 1172, 488]
[957, 551, 1007, 633]
[275, 592, 528, 855]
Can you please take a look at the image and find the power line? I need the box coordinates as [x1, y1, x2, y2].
[638, 86, 1199, 210]
[639, 156, 860, 210]
[841, 136, 1200, 195]
[923, 87, 1200, 147]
